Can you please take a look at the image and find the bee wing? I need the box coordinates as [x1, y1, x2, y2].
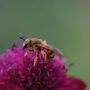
[12, 33, 26, 49]
[54, 47, 64, 57]
[65, 63, 74, 72]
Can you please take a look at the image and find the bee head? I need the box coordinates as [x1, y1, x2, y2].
[23, 38, 31, 48]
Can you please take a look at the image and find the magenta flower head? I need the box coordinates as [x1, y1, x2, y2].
[0, 35, 87, 90]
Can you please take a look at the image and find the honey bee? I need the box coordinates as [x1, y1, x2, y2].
[21, 38, 55, 66]
[13, 33, 64, 66]
[23, 38, 55, 59]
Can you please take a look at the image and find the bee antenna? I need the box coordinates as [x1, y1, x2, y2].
[19, 33, 26, 41]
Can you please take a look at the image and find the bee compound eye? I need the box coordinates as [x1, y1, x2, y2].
[23, 43, 28, 49]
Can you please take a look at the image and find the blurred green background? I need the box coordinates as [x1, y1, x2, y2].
[0, 0, 89, 89]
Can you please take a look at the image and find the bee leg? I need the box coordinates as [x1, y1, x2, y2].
[32, 45, 36, 51]
[41, 51, 47, 62]
[33, 55, 38, 66]
[24, 52, 28, 57]
[66, 63, 74, 72]
[24, 50, 30, 57]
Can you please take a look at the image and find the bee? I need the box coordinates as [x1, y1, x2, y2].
[23, 38, 55, 59]
[12, 33, 64, 66]
[21, 37, 55, 66]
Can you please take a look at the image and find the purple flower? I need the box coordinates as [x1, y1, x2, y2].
[0, 38, 87, 90]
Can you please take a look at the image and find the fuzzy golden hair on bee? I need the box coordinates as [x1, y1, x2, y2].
[12, 33, 64, 66]
[10, 33, 64, 67]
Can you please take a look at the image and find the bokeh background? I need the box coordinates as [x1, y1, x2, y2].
[0, 0, 89, 89]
